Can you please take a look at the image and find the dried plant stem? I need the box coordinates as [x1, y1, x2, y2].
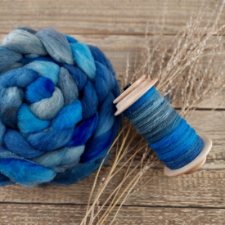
[81, 1, 225, 224]
[94, 145, 149, 221]
[110, 167, 155, 225]
[82, 126, 128, 225]
[81, 120, 158, 225]
[98, 160, 150, 225]
[81, 124, 133, 224]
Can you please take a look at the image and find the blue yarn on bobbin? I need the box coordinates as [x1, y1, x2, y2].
[0, 27, 120, 187]
[124, 87, 203, 170]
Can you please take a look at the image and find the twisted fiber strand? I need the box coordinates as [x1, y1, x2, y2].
[125, 87, 204, 170]
[0, 27, 120, 187]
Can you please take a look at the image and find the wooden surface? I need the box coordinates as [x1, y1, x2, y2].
[0, 0, 225, 224]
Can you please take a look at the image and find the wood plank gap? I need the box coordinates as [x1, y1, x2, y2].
[174, 108, 225, 111]
[1, 32, 225, 37]
[1, 202, 225, 210]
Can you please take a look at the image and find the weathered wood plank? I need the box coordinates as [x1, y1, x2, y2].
[0, 34, 224, 109]
[0, 111, 224, 208]
[0, 0, 224, 223]
[1, 204, 225, 225]
[0, 0, 225, 35]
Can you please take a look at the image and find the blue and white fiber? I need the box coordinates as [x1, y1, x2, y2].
[124, 86, 203, 170]
[0, 27, 120, 187]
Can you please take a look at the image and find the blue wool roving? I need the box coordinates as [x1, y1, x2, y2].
[0, 27, 120, 187]
[124, 87, 203, 170]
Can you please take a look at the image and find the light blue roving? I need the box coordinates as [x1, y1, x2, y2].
[0, 27, 120, 187]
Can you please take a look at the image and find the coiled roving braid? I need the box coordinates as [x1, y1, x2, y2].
[0, 27, 120, 187]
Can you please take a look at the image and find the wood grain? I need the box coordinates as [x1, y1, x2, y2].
[0, 111, 224, 208]
[0, 0, 225, 35]
[1, 204, 225, 225]
[0, 0, 225, 224]
[0, 34, 224, 109]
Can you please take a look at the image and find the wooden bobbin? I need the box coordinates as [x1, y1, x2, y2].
[114, 75, 212, 177]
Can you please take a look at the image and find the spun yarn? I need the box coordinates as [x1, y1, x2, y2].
[0, 27, 120, 187]
[124, 86, 203, 170]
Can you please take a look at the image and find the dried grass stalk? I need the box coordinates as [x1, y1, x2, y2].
[80, 121, 159, 225]
[81, 1, 225, 224]
[129, 0, 225, 119]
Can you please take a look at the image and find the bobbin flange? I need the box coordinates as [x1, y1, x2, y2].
[114, 75, 158, 115]
[164, 134, 212, 176]
[114, 75, 212, 176]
